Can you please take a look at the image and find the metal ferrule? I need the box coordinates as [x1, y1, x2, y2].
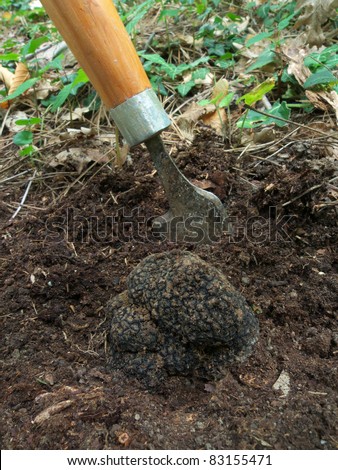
[110, 88, 171, 147]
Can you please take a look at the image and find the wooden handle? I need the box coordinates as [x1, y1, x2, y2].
[41, 0, 151, 108]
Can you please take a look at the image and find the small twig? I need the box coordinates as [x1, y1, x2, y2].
[0, 170, 31, 185]
[282, 183, 323, 207]
[314, 201, 338, 209]
[10, 170, 37, 221]
[254, 140, 296, 167]
[25, 41, 68, 61]
[0, 105, 12, 136]
[244, 105, 338, 141]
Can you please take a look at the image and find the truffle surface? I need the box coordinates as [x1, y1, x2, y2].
[107, 251, 259, 386]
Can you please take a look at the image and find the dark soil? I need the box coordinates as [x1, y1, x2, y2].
[0, 130, 337, 450]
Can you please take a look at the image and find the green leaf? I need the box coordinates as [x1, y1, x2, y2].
[50, 68, 89, 112]
[50, 83, 73, 112]
[226, 12, 242, 21]
[246, 32, 273, 47]
[177, 81, 195, 97]
[0, 77, 40, 103]
[140, 53, 168, 67]
[39, 54, 64, 73]
[304, 46, 338, 70]
[237, 101, 290, 128]
[13, 131, 33, 146]
[237, 78, 275, 105]
[174, 57, 210, 78]
[278, 12, 296, 31]
[215, 58, 235, 69]
[191, 68, 209, 80]
[198, 99, 211, 106]
[72, 68, 89, 86]
[21, 36, 49, 57]
[15, 117, 41, 126]
[125, 0, 153, 34]
[19, 145, 35, 156]
[303, 69, 338, 89]
[246, 49, 275, 72]
[159, 9, 179, 20]
[0, 52, 20, 61]
[140, 53, 177, 79]
[218, 92, 235, 108]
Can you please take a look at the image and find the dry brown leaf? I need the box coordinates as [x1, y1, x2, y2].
[211, 78, 229, 104]
[305, 90, 338, 121]
[61, 107, 91, 121]
[282, 36, 317, 85]
[182, 71, 213, 86]
[48, 148, 110, 173]
[115, 143, 130, 168]
[191, 179, 217, 190]
[5, 111, 29, 132]
[8, 62, 30, 96]
[201, 107, 227, 135]
[176, 33, 203, 49]
[282, 37, 338, 122]
[176, 102, 215, 141]
[0, 65, 14, 90]
[295, 0, 338, 46]
[34, 79, 59, 100]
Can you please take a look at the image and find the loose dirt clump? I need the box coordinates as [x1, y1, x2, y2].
[0, 131, 337, 450]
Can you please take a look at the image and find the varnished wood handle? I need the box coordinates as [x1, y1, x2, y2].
[41, 0, 151, 108]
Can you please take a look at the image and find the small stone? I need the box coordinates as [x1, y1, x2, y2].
[241, 276, 250, 286]
[12, 349, 20, 361]
[134, 413, 141, 421]
[290, 290, 298, 299]
[4, 277, 14, 286]
[44, 373, 55, 386]
[272, 370, 290, 398]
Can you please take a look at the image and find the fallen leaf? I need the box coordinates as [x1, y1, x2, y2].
[61, 107, 91, 121]
[5, 111, 29, 132]
[115, 143, 130, 168]
[191, 179, 217, 190]
[305, 90, 338, 121]
[176, 102, 215, 141]
[201, 107, 227, 135]
[47, 148, 110, 173]
[8, 63, 30, 96]
[34, 79, 59, 100]
[295, 0, 338, 46]
[283, 36, 338, 121]
[176, 33, 203, 49]
[211, 78, 229, 104]
[0, 65, 14, 90]
[253, 128, 276, 144]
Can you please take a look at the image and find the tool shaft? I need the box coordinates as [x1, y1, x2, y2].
[41, 0, 150, 109]
[41, 0, 170, 146]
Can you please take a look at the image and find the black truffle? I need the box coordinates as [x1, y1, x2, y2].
[107, 251, 259, 387]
